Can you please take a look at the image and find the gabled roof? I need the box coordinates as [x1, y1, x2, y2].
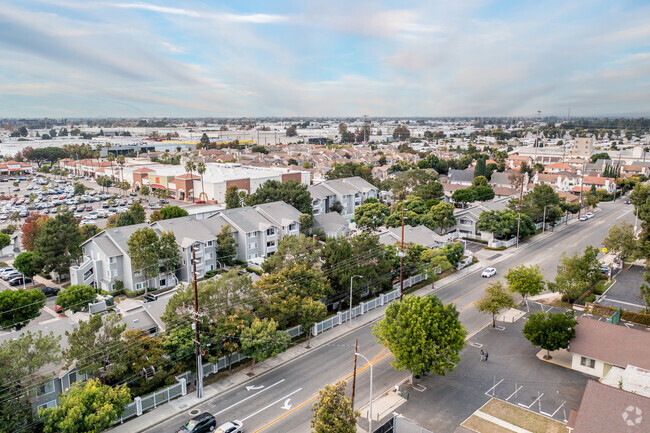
[380, 225, 446, 248]
[447, 169, 474, 184]
[583, 176, 615, 185]
[254, 201, 303, 228]
[572, 380, 650, 433]
[571, 316, 650, 370]
[313, 212, 349, 233]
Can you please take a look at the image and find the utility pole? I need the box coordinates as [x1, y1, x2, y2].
[613, 152, 621, 202]
[192, 246, 203, 399]
[399, 203, 406, 300]
[351, 338, 358, 409]
[578, 161, 585, 219]
[515, 171, 525, 248]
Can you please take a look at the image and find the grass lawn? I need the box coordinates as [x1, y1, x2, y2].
[462, 415, 514, 433]
[480, 399, 565, 433]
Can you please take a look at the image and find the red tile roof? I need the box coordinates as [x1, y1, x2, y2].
[583, 176, 614, 185]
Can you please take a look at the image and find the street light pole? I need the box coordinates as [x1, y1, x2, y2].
[398, 204, 406, 301]
[542, 205, 551, 234]
[349, 275, 362, 327]
[355, 352, 373, 433]
[191, 246, 203, 399]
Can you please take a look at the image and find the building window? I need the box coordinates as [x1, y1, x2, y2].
[267, 228, 275, 236]
[69, 372, 77, 384]
[159, 279, 166, 287]
[288, 223, 296, 231]
[109, 256, 117, 264]
[38, 381, 55, 396]
[580, 356, 595, 369]
[267, 241, 276, 248]
[248, 242, 258, 249]
[38, 400, 57, 410]
[135, 282, 145, 291]
[247, 232, 257, 238]
[207, 241, 213, 246]
[205, 252, 213, 260]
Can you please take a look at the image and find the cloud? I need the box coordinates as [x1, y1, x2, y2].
[112, 2, 286, 23]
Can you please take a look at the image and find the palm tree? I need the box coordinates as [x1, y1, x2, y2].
[196, 162, 206, 202]
[107, 153, 116, 183]
[116, 155, 126, 195]
[184, 160, 196, 202]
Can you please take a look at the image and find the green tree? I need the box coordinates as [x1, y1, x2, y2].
[65, 312, 126, 382]
[111, 330, 164, 382]
[158, 230, 181, 278]
[477, 209, 535, 240]
[225, 185, 243, 209]
[299, 297, 327, 348]
[246, 179, 312, 215]
[548, 246, 601, 302]
[522, 311, 577, 359]
[73, 182, 87, 196]
[373, 295, 466, 382]
[40, 379, 131, 433]
[508, 184, 562, 224]
[13, 251, 38, 284]
[472, 175, 488, 186]
[81, 223, 101, 240]
[0, 288, 45, 329]
[251, 145, 269, 154]
[56, 284, 97, 313]
[196, 161, 206, 200]
[474, 159, 487, 178]
[286, 126, 297, 137]
[0, 330, 60, 432]
[33, 212, 83, 278]
[261, 234, 320, 274]
[603, 222, 638, 260]
[200, 132, 210, 145]
[216, 224, 238, 266]
[326, 162, 374, 183]
[127, 227, 160, 294]
[240, 317, 290, 374]
[353, 201, 390, 230]
[421, 202, 456, 233]
[472, 184, 495, 201]
[160, 205, 189, 220]
[139, 184, 150, 198]
[393, 124, 410, 139]
[311, 381, 359, 433]
[0, 233, 10, 251]
[504, 264, 545, 306]
[452, 188, 476, 207]
[215, 312, 250, 373]
[115, 212, 136, 227]
[475, 281, 516, 327]
[129, 201, 146, 224]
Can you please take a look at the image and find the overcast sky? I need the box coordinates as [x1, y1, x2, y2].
[1, 0, 649, 118]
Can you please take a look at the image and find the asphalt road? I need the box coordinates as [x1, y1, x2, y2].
[146, 199, 632, 433]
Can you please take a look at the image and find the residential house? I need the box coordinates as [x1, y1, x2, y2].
[581, 176, 616, 194]
[449, 197, 512, 240]
[377, 225, 447, 249]
[543, 162, 573, 173]
[506, 154, 532, 169]
[313, 212, 351, 238]
[532, 173, 571, 191]
[308, 176, 379, 220]
[569, 316, 650, 379]
[447, 169, 474, 186]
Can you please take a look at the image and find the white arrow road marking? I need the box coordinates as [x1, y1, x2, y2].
[246, 385, 264, 391]
[281, 398, 292, 410]
[214, 379, 285, 416]
[241, 388, 302, 422]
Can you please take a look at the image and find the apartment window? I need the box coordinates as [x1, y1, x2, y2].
[267, 241, 276, 248]
[248, 242, 258, 249]
[580, 357, 595, 369]
[110, 269, 117, 278]
[38, 400, 57, 410]
[288, 223, 296, 231]
[109, 256, 117, 264]
[247, 232, 257, 238]
[159, 278, 166, 287]
[205, 252, 213, 260]
[207, 240, 213, 246]
[69, 372, 77, 384]
[267, 228, 275, 236]
[248, 253, 258, 260]
[135, 282, 145, 291]
[37, 381, 55, 397]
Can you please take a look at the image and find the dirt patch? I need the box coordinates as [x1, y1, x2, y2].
[462, 415, 514, 433]
[481, 399, 565, 433]
[535, 294, 572, 310]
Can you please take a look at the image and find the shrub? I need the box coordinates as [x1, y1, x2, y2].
[204, 270, 218, 279]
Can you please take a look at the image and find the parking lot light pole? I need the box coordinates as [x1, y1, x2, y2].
[355, 352, 373, 433]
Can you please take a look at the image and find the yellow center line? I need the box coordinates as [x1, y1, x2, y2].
[252, 350, 392, 433]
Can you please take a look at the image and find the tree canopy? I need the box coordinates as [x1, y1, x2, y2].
[475, 281, 516, 327]
[504, 264, 545, 305]
[56, 284, 97, 313]
[0, 288, 46, 330]
[246, 179, 312, 215]
[311, 381, 359, 433]
[548, 246, 600, 302]
[373, 295, 466, 380]
[240, 317, 290, 374]
[160, 205, 189, 220]
[522, 311, 577, 359]
[326, 162, 374, 184]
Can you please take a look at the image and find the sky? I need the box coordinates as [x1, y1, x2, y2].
[1, 0, 649, 118]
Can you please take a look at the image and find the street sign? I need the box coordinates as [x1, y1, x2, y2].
[602, 247, 607, 254]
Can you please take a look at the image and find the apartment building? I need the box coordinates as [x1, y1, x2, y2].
[70, 201, 302, 290]
[308, 176, 379, 219]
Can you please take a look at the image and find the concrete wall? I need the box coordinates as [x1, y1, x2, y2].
[571, 353, 608, 377]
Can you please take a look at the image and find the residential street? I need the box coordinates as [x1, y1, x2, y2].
[136, 199, 633, 433]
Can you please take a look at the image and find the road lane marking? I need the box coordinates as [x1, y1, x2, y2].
[246, 385, 264, 391]
[214, 379, 285, 416]
[280, 399, 292, 410]
[616, 210, 631, 219]
[252, 350, 393, 433]
[241, 388, 303, 422]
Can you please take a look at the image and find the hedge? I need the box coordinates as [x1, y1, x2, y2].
[587, 303, 650, 326]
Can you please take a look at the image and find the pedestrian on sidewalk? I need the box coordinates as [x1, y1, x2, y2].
[485, 351, 489, 362]
[480, 349, 485, 362]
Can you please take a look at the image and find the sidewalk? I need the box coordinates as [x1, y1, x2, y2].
[109, 216, 579, 433]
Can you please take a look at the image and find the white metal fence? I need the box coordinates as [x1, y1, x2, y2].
[116, 273, 429, 424]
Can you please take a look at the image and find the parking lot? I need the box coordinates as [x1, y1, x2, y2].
[381, 310, 590, 433]
[0, 173, 171, 231]
[597, 264, 647, 312]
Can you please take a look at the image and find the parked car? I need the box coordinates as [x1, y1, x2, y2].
[40, 286, 60, 297]
[2, 271, 22, 281]
[481, 268, 497, 278]
[0, 268, 15, 278]
[625, 199, 632, 204]
[216, 420, 243, 433]
[8, 276, 32, 286]
[177, 412, 217, 433]
[579, 215, 588, 221]
[585, 212, 594, 219]
[600, 265, 611, 275]
[54, 305, 63, 313]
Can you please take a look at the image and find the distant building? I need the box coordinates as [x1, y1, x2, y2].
[573, 137, 594, 158]
[308, 176, 379, 220]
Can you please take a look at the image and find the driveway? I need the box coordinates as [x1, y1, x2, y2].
[598, 265, 647, 312]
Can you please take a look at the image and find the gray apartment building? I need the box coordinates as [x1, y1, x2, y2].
[70, 201, 303, 291]
[308, 176, 379, 220]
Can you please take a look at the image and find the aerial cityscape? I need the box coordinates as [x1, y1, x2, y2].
[1, 1, 649, 433]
